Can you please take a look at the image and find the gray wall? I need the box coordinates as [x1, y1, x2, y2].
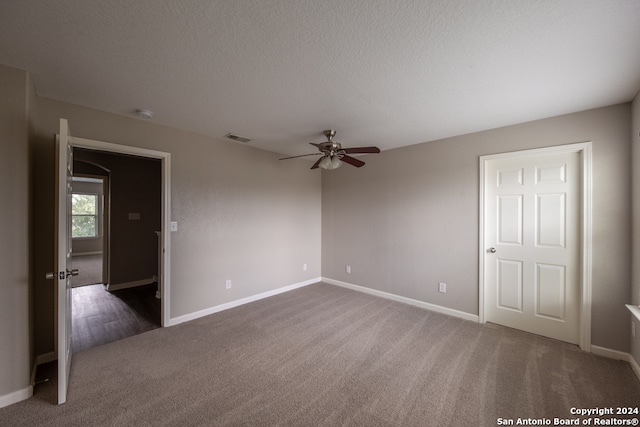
[322, 104, 632, 352]
[632, 91, 640, 367]
[32, 96, 322, 356]
[0, 65, 32, 400]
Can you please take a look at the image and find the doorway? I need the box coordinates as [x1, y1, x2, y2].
[53, 120, 171, 403]
[70, 147, 163, 351]
[70, 173, 108, 289]
[63, 136, 171, 328]
[479, 143, 592, 351]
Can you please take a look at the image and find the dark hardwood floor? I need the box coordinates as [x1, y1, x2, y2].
[72, 283, 161, 353]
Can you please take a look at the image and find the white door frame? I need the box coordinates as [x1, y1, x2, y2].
[69, 136, 171, 326]
[479, 142, 592, 351]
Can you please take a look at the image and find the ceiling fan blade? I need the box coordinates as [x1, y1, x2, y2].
[340, 155, 366, 168]
[311, 157, 324, 169]
[341, 146, 381, 154]
[279, 153, 322, 160]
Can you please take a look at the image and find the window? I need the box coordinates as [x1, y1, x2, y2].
[72, 193, 99, 238]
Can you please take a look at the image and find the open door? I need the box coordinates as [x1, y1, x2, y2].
[48, 118, 77, 404]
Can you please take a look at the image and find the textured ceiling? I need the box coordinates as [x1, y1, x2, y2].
[1, 0, 639, 157]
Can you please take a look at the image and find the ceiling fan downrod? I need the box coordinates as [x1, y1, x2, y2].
[323, 129, 336, 141]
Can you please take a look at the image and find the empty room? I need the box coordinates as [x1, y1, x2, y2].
[1, 1, 640, 425]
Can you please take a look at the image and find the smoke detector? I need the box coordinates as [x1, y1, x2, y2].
[135, 109, 154, 119]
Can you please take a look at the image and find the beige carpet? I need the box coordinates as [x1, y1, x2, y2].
[2, 282, 639, 426]
[70, 254, 103, 288]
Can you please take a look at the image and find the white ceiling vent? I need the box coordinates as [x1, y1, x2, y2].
[224, 133, 252, 143]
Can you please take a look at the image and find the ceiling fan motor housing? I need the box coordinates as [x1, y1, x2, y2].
[319, 141, 343, 156]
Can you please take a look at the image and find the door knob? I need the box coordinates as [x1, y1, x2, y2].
[489, 247, 497, 253]
[45, 269, 79, 280]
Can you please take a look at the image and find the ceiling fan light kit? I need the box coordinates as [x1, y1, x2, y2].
[279, 129, 380, 170]
[319, 155, 342, 170]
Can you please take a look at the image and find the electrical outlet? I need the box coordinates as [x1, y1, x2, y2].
[346, 265, 351, 274]
[438, 282, 447, 293]
[303, 263, 308, 271]
[226, 279, 232, 290]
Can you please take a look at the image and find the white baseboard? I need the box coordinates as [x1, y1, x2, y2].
[166, 277, 321, 327]
[630, 355, 640, 382]
[591, 345, 630, 361]
[31, 351, 56, 387]
[323, 278, 640, 382]
[322, 277, 479, 323]
[31, 359, 37, 387]
[72, 251, 103, 257]
[106, 277, 155, 292]
[0, 385, 32, 409]
[36, 351, 56, 366]
[590, 345, 640, 382]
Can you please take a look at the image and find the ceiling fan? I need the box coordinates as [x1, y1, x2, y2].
[279, 130, 381, 170]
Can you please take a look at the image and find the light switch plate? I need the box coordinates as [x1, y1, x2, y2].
[170, 221, 178, 232]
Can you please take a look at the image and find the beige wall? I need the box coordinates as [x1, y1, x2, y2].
[322, 104, 632, 352]
[631, 91, 640, 367]
[32, 97, 322, 355]
[0, 65, 32, 401]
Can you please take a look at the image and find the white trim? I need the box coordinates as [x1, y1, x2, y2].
[166, 278, 321, 327]
[30, 351, 57, 389]
[591, 345, 630, 362]
[30, 357, 38, 387]
[36, 351, 56, 365]
[589, 346, 640, 383]
[106, 277, 155, 292]
[0, 386, 33, 409]
[68, 135, 171, 327]
[479, 142, 593, 352]
[630, 354, 640, 382]
[581, 143, 593, 352]
[29, 352, 55, 388]
[478, 156, 486, 325]
[323, 277, 479, 322]
[627, 304, 640, 322]
[71, 251, 103, 257]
